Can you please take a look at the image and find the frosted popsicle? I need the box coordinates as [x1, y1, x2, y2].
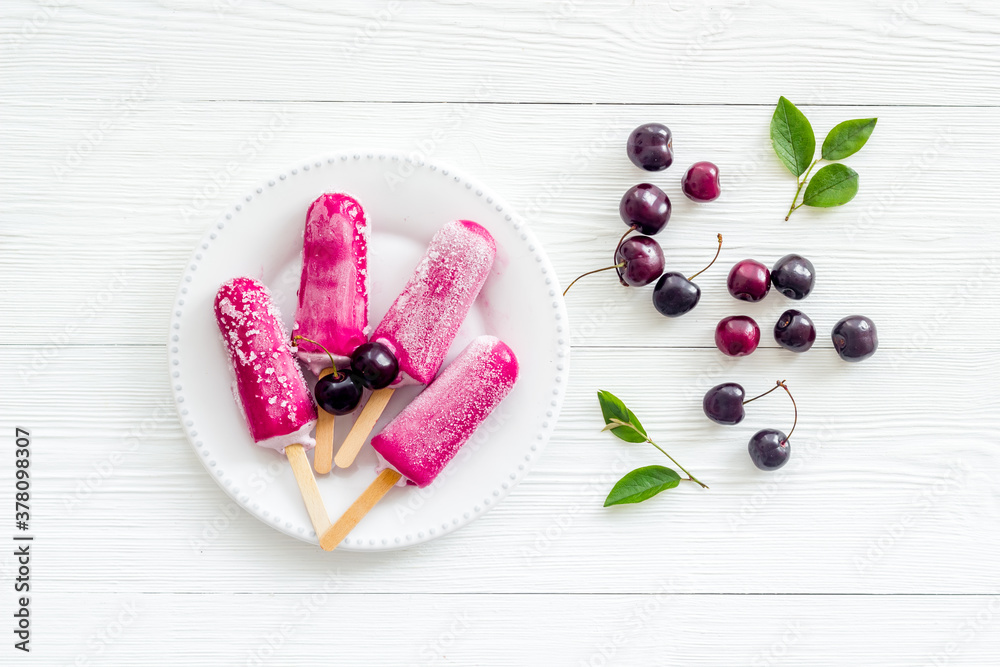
[215, 277, 338, 549]
[215, 277, 318, 451]
[291, 193, 369, 473]
[334, 220, 496, 469]
[373, 335, 519, 486]
[321, 335, 518, 549]
[292, 193, 369, 376]
[373, 219, 496, 386]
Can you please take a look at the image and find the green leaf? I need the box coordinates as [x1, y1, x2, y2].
[604, 466, 681, 506]
[821, 118, 877, 160]
[803, 163, 859, 207]
[770, 96, 816, 177]
[596, 390, 647, 443]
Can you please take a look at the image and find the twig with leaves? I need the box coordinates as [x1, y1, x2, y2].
[770, 96, 877, 220]
[597, 390, 708, 507]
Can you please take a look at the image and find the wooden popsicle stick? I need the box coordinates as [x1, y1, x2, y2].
[320, 469, 402, 551]
[285, 443, 334, 549]
[333, 387, 395, 469]
[313, 368, 336, 474]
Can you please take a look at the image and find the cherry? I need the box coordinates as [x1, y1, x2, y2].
[771, 254, 815, 300]
[727, 259, 771, 302]
[293, 334, 365, 415]
[702, 380, 785, 426]
[715, 316, 760, 357]
[832, 315, 878, 362]
[682, 161, 721, 202]
[563, 234, 665, 295]
[651, 273, 697, 316]
[619, 183, 671, 235]
[748, 429, 791, 471]
[652, 233, 723, 317]
[350, 341, 399, 389]
[747, 381, 797, 471]
[626, 123, 673, 171]
[561, 177, 668, 297]
[773, 309, 816, 352]
[615, 236, 664, 287]
[702, 382, 746, 425]
[314, 371, 364, 415]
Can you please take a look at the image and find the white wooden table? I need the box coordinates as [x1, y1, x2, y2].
[2, 1, 999, 664]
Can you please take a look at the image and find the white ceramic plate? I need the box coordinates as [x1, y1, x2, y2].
[168, 153, 569, 551]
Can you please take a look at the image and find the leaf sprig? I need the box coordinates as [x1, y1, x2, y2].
[597, 390, 708, 507]
[770, 96, 877, 220]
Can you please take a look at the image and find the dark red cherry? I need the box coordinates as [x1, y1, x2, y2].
[682, 161, 721, 202]
[615, 236, 664, 287]
[745, 381, 797, 471]
[773, 309, 817, 352]
[727, 260, 771, 302]
[652, 273, 700, 317]
[715, 316, 760, 357]
[350, 342, 399, 389]
[832, 315, 878, 362]
[650, 233, 724, 318]
[314, 371, 364, 415]
[626, 123, 673, 171]
[619, 183, 671, 236]
[702, 383, 746, 425]
[771, 254, 815, 300]
[748, 429, 790, 470]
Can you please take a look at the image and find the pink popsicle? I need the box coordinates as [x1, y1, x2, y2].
[293, 193, 369, 375]
[332, 220, 497, 470]
[373, 220, 496, 386]
[215, 277, 317, 453]
[371, 335, 519, 487]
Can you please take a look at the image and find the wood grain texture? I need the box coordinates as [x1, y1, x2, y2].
[323, 468, 403, 550]
[1, 0, 999, 105]
[1, 102, 998, 347]
[2, 346, 996, 594]
[24, 593, 1000, 666]
[313, 368, 335, 474]
[2, 0, 999, 662]
[335, 387, 395, 468]
[284, 443, 333, 544]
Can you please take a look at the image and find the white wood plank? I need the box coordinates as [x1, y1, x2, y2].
[3, 346, 997, 594]
[2, 102, 998, 348]
[24, 592, 1000, 666]
[2, 0, 999, 105]
[3, 1, 999, 660]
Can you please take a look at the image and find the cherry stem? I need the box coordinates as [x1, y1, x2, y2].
[785, 159, 819, 220]
[292, 335, 340, 376]
[688, 233, 724, 281]
[616, 224, 638, 253]
[778, 380, 797, 444]
[645, 438, 709, 489]
[563, 262, 626, 296]
[742, 382, 782, 405]
[613, 225, 638, 284]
